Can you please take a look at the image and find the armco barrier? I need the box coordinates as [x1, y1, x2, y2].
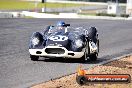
[22, 11, 59, 18]
[1, 11, 131, 20]
[0, 12, 24, 18]
[21, 11, 128, 20]
[21, 11, 79, 18]
[0, 12, 13, 18]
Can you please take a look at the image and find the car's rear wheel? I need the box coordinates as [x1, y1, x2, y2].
[97, 39, 99, 53]
[89, 39, 99, 61]
[89, 53, 97, 61]
[30, 55, 39, 61]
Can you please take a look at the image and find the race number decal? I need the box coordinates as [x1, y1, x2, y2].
[49, 35, 68, 41]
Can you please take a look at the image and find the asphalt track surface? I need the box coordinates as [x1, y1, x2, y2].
[0, 19, 132, 88]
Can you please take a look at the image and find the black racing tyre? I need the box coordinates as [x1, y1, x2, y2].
[89, 53, 97, 61]
[97, 39, 99, 53]
[30, 55, 39, 61]
[76, 75, 87, 85]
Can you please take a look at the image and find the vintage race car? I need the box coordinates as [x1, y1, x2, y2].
[29, 24, 99, 62]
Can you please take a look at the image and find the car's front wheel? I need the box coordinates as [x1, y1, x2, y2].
[30, 55, 39, 61]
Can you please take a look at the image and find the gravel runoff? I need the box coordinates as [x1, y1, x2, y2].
[31, 55, 132, 88]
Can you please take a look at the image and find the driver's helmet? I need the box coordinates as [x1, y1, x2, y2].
[57, 21, 65, 29]
[49, 25, 53, 29]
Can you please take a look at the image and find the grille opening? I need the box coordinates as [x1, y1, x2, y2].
[45, 48, 65, 54]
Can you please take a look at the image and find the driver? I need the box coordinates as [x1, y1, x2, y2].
[47, 21, 66, 32]
[57, 21, 66, 30]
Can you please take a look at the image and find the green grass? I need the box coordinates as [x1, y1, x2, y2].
[0, 0, 87, 10]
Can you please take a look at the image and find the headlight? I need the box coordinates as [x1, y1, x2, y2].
[32, 37, 40, 45]
[75, 39, 83, 48]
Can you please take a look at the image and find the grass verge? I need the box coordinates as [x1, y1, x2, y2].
[0, 0, 89, 10]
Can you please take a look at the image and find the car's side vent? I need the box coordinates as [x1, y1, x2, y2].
[68, 53, 75, 56]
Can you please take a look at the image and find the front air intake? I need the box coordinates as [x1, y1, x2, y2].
[45, 48, 65, 54]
